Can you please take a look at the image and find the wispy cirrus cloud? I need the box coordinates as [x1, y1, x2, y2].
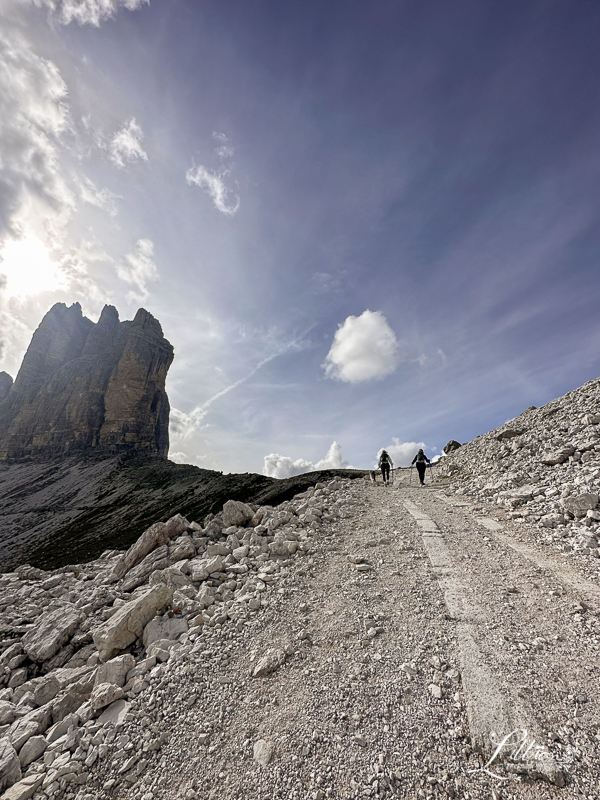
[116, 238, 158, 301]
[186, 132, 240, 215]
[186, 164, 240, 216]
[109, 117, 148, 168]
[40, 0, 149, 27]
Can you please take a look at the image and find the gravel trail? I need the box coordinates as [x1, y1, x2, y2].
[107, 476, 599, 800]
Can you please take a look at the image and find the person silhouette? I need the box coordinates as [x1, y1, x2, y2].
[411, 448, 430, 485]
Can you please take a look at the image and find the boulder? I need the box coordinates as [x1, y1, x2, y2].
[222, 500, 254, 528]
[22, 605, 83, 663]
[7, 720, 38, 753]
[112, 514, 190, 581]
[495, 428, 525, 441]
[90, 683, 124, 712]
[45, 713, 79, 744]
[562, 493, 599, 518]
[0, 738, 21, 792]
[443, 440, 462, 454]
[32, 675, 60, 707]
[120, 546, 169, 592]
[143, 616, 188, 648]
[92, 583, 173, 661]
[204, 556, 224, 575]
[583, 413, 600, 425]
[189, 560, 210, 582]
[0, 703, 16, 726]
[94, 655, 135, 688]
[168, 536, 196, 563]
[540, 446, 575, 465]
[149, 566, 193, 593]
[195, 586, 214, 609]
[1, 773, 44, 800]
[97, 698, 130, 727]
[18, 735, 46, 768]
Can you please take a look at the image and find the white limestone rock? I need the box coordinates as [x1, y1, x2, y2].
[253, 739, 274, 767]
[90, 682, 124, 712]
[143, 616, 188, 647]
[562, 493, 599, 518]
[222, 500, 254, 528]
[94, 654, 135, 688]
[18, 734, 46, 768]
[0, 737, 21, 792]
[22, 605, 83, 663]
[92, 583, 173, 661]
[111, 514, 191, 581]
[97, 698, 130, 727]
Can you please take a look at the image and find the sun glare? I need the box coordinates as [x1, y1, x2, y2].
[0, 235, 62, 298]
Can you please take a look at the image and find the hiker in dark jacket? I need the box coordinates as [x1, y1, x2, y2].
[378, 450, 393, 485]
[411, 448, 430, 485]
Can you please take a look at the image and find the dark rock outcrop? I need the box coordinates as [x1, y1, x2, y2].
[0, 303, 173, 461]
[443, 440, 462, 454]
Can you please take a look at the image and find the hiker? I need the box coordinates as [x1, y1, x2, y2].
[378, 449, 393, 485]
[411, 448, 430, 485]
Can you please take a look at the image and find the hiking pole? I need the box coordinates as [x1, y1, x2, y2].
[409, 465, 413, 485]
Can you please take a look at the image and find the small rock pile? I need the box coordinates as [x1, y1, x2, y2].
[0, 479, 350, 799]
[438, 375, 600, 562]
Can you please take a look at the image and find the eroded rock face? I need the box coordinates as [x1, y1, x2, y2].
[0, 303, 173, 461]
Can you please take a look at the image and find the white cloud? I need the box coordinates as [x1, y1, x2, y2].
[39, 0, 149, 27]
[263, 441, 351, 479]
[116, 238, 158, 301]
[323, 309, 400, 383]
[376, 438, 428, 468]
[0, 23, 73, 243]
[109, 117, 148, 168]
[186, 164, 240, 216]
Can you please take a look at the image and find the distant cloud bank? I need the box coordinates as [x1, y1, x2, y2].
[376, 438, 428, 468]
[323, 310, 400, 383]
[263, 441, 350, 479]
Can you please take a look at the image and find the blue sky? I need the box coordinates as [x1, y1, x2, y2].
[1, 0, 600, 475]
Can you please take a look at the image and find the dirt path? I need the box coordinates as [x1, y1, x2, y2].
[108, 476, 599, 800]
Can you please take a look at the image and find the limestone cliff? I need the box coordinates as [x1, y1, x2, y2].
[0, 303, 173, 460]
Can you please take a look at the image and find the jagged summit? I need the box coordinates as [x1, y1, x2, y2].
[0, 302, 173, 461]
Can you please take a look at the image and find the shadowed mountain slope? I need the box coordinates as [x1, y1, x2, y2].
[0, 456, 366, 570]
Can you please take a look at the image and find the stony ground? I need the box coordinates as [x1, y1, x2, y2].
[69, 473, 600, 800]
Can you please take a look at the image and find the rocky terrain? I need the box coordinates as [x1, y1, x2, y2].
[0, 456, 365, 571]
[0, 308, 599, 799]
[0, 303, 365, 570]
[0, 303, 172, 461]
[0, 467, 598, 800]
[437, 375, 600, 565]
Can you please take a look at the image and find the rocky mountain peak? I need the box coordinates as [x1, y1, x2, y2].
[0, 303, 174, 461]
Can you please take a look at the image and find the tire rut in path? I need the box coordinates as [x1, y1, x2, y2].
[398, 482, 600, 796]
[402, 496, 564, 786]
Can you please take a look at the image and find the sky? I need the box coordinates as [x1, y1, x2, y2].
[2, 0, 600, 477]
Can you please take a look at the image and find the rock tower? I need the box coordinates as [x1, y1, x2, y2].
[0, 303, 173, 460]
